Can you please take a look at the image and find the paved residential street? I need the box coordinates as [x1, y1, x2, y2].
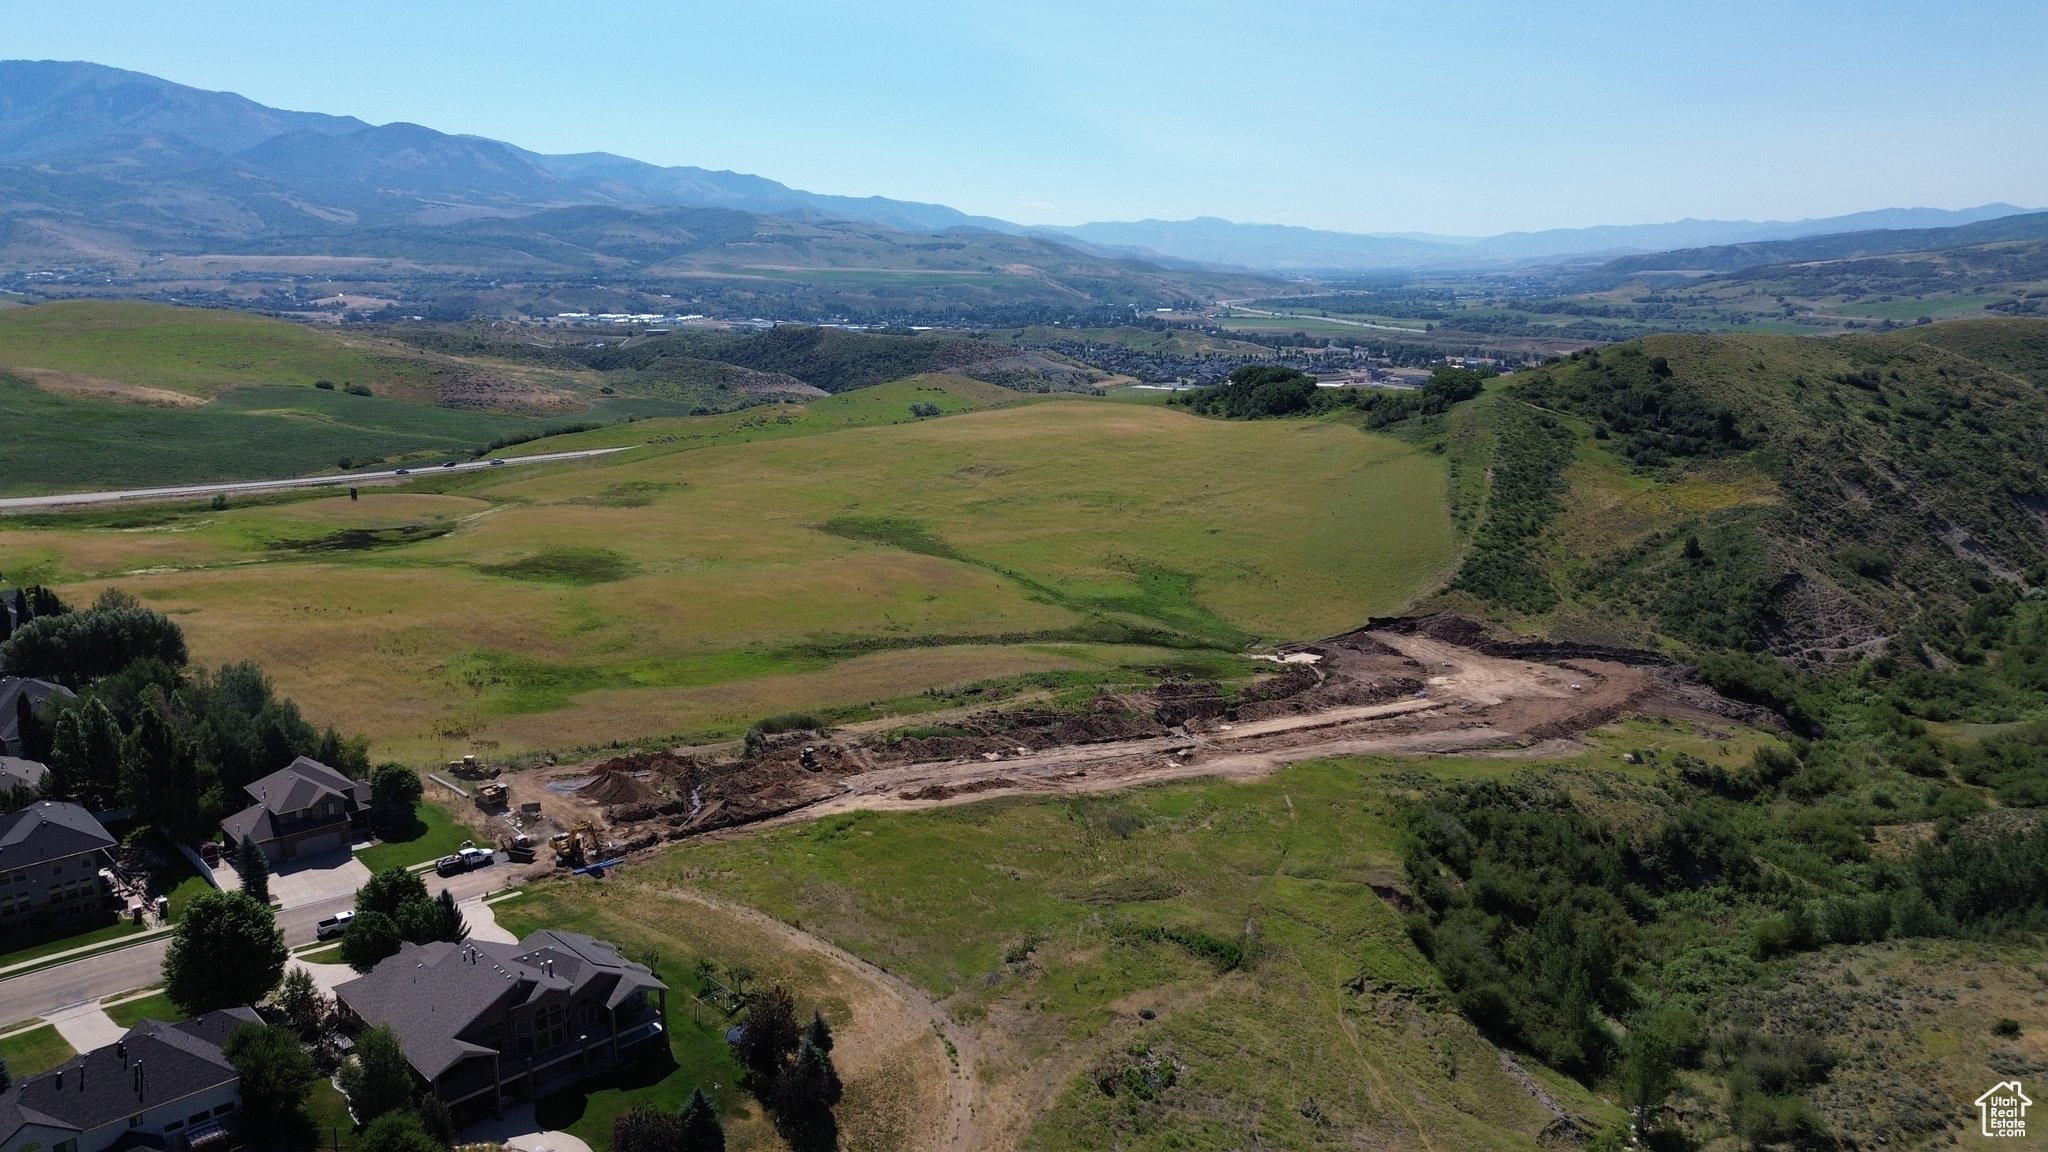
[0, 854, 530, 1024]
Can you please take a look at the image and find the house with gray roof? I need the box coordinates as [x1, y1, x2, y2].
[218, 756, 369, 863]
[0, 801, 115, 937]
[0, 1008, 256, 1152]
[334, 930, 667, 1117]
[0, 678, 73, 756]
[0, 756, 47, 798]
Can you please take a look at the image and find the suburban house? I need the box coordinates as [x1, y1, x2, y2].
[0, 756, 47, 797]
[0, 678, 74, 756]
[0, 801, 115, 935]
[0, 1008, 255, 1152]
[218, 756, 370, 863]
[334, 930, 668, 1117]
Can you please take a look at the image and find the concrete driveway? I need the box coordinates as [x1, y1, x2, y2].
[460, 1103, 593, 1152]
[269, 848, 372, 911]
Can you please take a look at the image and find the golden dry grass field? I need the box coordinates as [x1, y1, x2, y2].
[2, 377, 1457, 763]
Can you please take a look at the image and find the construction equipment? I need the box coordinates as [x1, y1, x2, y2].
[506, 835, 537, 864]
[550, 821, 595, 866]
[475, 782, 508, 809]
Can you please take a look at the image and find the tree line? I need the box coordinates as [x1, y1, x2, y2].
[1, 586, 369, 837]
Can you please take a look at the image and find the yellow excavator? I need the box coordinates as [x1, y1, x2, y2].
[550, 822, 595, 866]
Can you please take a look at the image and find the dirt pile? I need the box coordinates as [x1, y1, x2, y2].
[582, 768, 662, 807]
[897, 777, 1018, 802]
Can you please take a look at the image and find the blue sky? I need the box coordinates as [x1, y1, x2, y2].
[3, 0, 2042, 235]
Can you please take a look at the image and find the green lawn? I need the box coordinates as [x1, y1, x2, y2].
[105, 990, 189, 1029]
[0, 915, 143, 970]
[0, 1024, 75, 1076]
[354, 799, 476, 874]
[292, 943, 344, 965]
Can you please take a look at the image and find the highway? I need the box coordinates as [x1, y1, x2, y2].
[0, 447, 632, 510]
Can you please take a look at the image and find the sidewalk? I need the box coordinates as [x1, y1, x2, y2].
[0, 924, 173, 981]
[47, 999, 124, 1051]
[460, 896, 518, 944]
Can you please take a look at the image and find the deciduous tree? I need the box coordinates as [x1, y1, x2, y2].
[164, 890, 286, 1013]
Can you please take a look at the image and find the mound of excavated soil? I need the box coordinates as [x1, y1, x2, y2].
[583, 769, 661, 807]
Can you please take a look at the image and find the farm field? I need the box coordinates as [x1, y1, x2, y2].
[2, 376, 1459, 763]
[0, 301, 687, 496]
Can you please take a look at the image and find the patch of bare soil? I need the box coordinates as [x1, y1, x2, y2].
[13, 367, 207, 407]
[432, 365, 584, 413]
[486, 613, 1773, 865]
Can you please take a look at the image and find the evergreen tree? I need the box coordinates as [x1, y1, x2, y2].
[77, 698, 125, 811]
[737, 986, 802, 1081]
[237, 834, 272, 904]
[0, 1053, 11, 1093]
[122, 698, 203, 840]
[803, 1011, 834, 1053]
[677, 1087, 725, 1151]
[14, 693, 50, 763]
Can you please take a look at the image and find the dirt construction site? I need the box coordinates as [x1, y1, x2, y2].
[458, 614, 1771, 864]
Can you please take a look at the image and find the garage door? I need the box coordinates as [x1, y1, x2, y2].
[289, 832, 343, 858]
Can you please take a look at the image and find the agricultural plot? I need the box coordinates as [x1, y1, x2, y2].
[3, 378, 1457, 762]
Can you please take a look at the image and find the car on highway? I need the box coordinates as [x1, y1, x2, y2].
[436, 846, 495, 876]
[489, 458, 506, 466]
[394, 468, 410, 475]
[315, 909, 355, 940]
[441, 460, 457, 468]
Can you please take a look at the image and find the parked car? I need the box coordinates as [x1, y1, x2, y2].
[315, 909, 355, 940]
[436, 846, 495, 876]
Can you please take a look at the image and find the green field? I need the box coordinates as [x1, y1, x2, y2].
[0, 301, 705, 496]
[5, 374, 1457, 761]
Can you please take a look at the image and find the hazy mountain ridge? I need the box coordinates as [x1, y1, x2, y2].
[2, 60, 2036, 279]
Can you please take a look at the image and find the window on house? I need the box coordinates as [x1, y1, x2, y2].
[213, 1104, 236, 1117]
[481, 1024, 503, 1049]
[515, 1016, 533, 1055]
[130, 1116, 143, 1128]
[165, 1121, 184, 1132]
[536, 1003, 567, 1050]
[56, 1140, 78, 1152]
[188, 1112, 209, 1126]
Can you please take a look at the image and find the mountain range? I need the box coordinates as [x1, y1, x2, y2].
[1, 59, 2036, 279]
